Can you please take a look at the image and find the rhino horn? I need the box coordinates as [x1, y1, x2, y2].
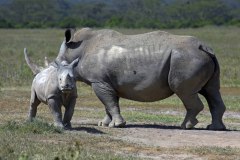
[24, 48, 42, 75]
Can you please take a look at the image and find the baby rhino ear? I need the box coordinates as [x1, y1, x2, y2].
[70, 58, 79, 68]
[52, 60, 61, 68]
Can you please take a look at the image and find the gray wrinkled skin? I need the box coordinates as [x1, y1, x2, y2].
[57, 28, 226, 130]
[24, 48, 79, 129]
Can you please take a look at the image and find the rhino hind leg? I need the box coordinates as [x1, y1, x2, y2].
[177, 93, 204, 129]
[199, 56, 226, 130]
[200, 89, 226, 130]
[28, 90, 41, 121]
[92, 83, 126, 128]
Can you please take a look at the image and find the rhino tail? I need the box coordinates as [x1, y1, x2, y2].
[199, 45, 220, 89]
[199, 44, 218, 73]
[208, 52, 220, 84]
[199, 44, 215, 58]
[24, 48, 42, 75]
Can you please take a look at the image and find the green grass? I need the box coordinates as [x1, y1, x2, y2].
[0, 119, 135, 160]
[0, 29, 64, 86]
[123, 111, 183, 124]
[222, 95, 240, 112]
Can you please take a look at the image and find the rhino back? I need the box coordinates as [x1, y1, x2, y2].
[32, 66, 59, 103]
[79, 30, 200, 77]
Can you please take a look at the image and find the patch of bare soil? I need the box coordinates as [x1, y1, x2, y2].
[72, 117, 240, 160]
[116, 123, 240, 148]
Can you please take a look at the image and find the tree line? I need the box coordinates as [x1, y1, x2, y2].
[0, 0, 239, 29]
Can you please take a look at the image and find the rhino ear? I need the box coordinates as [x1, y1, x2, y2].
[70, 58, 79, 68]
[65, 28, 83, 49]
[65, 28, 75, 43]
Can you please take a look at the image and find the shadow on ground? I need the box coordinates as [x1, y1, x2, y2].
[70, 121, 238, 134]
[125, 123, 237, 131]
[71, 126, 105, 134]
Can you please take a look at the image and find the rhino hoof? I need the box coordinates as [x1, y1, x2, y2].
[109, 121, 126, 128]
[54, 122, 64, 129]
[98, 115, 112, 127]
[98, 121, 109, 127]
[64, 123, 72, 130]
[207, 124, 226, 131]
[181, 119, 198, 129]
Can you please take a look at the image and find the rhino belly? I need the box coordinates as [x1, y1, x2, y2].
[115, 72, 174, 102]
[33, 85, 48, 104]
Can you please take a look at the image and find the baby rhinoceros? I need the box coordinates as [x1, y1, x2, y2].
[24, 48, 79, 129]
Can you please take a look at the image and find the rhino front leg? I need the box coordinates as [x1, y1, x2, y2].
[98, 111, 112, 127]
[48, 98, 64, 128]
[63, 98, 76, 129]
[92, 83, 126, 128]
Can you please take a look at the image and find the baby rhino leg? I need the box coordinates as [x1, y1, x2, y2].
[63, 98, 76, 129]
[28, 90, 40, 121]
[48, 98, 64, 128]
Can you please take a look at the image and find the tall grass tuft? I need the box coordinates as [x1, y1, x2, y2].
[0, 119, 63, 134]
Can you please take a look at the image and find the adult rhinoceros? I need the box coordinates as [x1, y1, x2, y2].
[56, 28, 226, 130]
